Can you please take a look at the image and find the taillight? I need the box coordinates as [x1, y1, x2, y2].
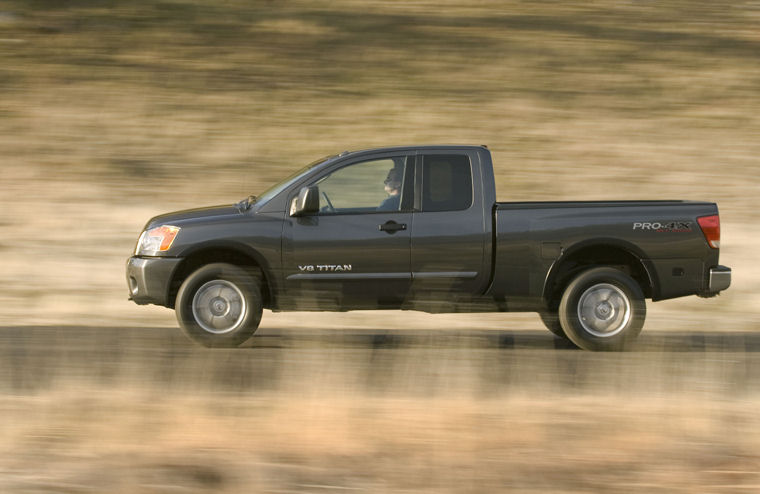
[697, 215, 720, 249]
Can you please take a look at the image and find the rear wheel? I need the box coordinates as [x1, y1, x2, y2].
[558, 267, 646, 351]
[175, 263, 263, 348]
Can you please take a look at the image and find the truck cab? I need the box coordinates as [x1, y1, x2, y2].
[277, 146, 494, 310]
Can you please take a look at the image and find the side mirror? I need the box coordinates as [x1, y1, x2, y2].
[289, 186, 319, 217]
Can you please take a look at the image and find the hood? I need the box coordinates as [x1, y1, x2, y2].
[146, 204, 241, 228]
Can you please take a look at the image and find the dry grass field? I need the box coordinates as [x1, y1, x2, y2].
[2, 326, 760, 493]
[3, 391, 760, 493]
[1, 1, 759, 491]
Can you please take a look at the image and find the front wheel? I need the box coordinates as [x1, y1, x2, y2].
[175, 263, 263, 348]
[558, 267, 646, 351]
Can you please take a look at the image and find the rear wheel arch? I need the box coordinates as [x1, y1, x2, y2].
[167, 245, 273, 309]
[543, 242, 653, 310]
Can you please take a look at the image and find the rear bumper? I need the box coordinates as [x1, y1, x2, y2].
[708, 265, 731, 293]
[126, 256, 183, 306]
[699, 265, 731, 297]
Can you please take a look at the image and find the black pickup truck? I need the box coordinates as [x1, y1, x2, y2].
[126, 145, 731, 350]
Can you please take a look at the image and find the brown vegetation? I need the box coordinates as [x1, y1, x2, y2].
[0, 1, 758, 491]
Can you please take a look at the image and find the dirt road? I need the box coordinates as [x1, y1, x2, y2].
[3, 326, 760, 492]
[3, 326, 759, 396]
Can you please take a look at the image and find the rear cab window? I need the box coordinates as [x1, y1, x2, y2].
[421, 154, 473, 212]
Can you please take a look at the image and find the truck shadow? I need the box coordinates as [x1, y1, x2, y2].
[2, 326, 760, 395]
[249, 328, 760, 353]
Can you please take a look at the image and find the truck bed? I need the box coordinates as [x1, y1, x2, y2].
[490, 199, 720, 304]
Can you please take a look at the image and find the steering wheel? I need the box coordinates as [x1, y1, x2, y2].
[321, 191, 335, 213]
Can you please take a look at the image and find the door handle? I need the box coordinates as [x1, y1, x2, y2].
[379, 220, 407, 234]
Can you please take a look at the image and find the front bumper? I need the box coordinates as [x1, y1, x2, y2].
[126, 256, 183, 306]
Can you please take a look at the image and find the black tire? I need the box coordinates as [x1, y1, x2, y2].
[175, 263, 263, 348]
[558, 267, 646, 351]
[538, 310, 568, 339]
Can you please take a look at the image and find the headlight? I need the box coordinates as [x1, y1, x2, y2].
[135, 225, 181, 255]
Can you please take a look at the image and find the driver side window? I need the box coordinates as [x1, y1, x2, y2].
[315, 156, 411, 214]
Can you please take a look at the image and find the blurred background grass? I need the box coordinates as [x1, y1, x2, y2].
[1, 0, 758, 328]
[2, 2, 760, 491]
[3, 0, 759, 202]
[1, 0, 758, 327]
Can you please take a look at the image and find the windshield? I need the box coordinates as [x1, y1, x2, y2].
[252, 154, 337, 207]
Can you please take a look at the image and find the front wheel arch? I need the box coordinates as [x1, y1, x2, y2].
[167, 245, 273, 309]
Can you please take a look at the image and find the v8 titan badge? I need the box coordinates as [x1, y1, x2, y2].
[298, 264, 353, 272]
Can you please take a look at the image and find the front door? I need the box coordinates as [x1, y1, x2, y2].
[283, 155, 414, 310]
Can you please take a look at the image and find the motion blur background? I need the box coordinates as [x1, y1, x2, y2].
[1, 1, 759, 492]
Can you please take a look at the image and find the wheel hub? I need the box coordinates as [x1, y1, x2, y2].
[577, 283, 631, 338]
[191, 280, 247, 335]
[210, 296, 229, 316]
[595, 301, 614, 320]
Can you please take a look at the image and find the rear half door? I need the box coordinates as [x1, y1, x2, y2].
[282, 154, 415, 309]
[410, 150, 491, 298]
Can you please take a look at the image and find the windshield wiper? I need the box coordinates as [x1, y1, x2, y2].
[236, 195, 257, 212]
